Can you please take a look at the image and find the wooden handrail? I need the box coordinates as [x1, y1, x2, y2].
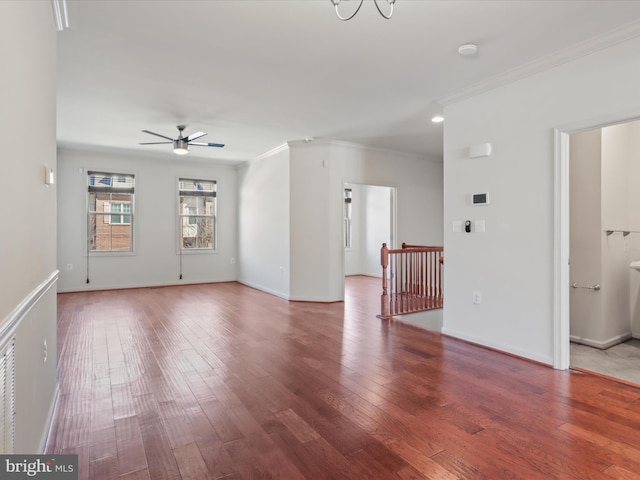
[379, 243, 443, 320]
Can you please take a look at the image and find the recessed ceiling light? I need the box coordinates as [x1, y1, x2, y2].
[431, 115, 444, 123]
[458, 43, 478, 56]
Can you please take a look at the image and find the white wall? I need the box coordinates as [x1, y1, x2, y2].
[57, 148, 238, 291]
[601, 124, 632, 345]
[627, 121, 640, 232]
[337, 143, 443, 247]
[629, 121, 640, 336]
[344, 184, 393, 277]
[286, 140, 442, 302]
[237, 147, 290, 298]
[443, 34, 640, 365]
[0, 1, 58, 452]
[363, 185, 392, 277]
[569, 130, 602, 344]
[289, 142, 341, 301]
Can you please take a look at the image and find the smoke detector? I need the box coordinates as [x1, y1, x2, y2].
[458, 43, 479, 56]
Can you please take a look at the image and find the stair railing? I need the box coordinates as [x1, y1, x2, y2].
[379, 243, 443, 319]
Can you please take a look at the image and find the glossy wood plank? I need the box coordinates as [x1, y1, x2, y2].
[47, 276, 640, 479]
[113, 416, 146, 476]
[173, 442, 212, 480]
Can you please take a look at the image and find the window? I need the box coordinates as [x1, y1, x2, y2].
[178, 178, 216, 250]
[110, 203, 132, 224]
[344, 187, 352, 249]
[88, 172, 134, 252]
[102, 202, 132, 225]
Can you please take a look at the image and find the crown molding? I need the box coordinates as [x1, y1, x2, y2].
[286, 137, 441, 163]
[328, 139, 442, 163]
[287, 137, 334, 148]
[439, 19, 640, 106]
[253, 142, 289, 161]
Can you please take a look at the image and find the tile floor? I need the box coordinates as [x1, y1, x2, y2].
[570, 338, 640, 385]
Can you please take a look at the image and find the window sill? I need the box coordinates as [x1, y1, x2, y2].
[178, 249, 218, 255]
[88, 251, 136, 257]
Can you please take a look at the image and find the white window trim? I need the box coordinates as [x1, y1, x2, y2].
[177, 177, 218, 254]
[87, 170, 136, 255]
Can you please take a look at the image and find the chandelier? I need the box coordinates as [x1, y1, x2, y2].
[331, 0, 396, 21]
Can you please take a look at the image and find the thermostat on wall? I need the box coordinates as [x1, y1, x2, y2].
[472, 192, 489, 206]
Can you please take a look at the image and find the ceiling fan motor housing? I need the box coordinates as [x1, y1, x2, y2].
[173, 138, 189, 154]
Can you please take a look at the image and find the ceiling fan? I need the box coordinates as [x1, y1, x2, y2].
[140, 125, 225, 155]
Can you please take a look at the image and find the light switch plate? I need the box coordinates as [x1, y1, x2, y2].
[452, 220, 462, 233]
[474, 220, 485, 233]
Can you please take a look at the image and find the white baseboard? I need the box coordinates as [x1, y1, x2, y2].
[394, 309, 443, 332]
[441, 327, 553, 365]
[57, 277, 237, 293]
[288, 294, 342, 302]
[231, 280, 343, 303]
[41, 383, 60, 453]
[237, 279, 290, 300]
[570, 331, 632, 349]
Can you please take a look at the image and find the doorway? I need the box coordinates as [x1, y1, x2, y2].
[557, 118, 640, 383]
[343, 183, 396, 278]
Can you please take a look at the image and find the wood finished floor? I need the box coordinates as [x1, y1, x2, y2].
[47, 276, 640, 479]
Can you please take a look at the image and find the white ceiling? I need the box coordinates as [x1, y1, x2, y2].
[57, 0, 640, 164]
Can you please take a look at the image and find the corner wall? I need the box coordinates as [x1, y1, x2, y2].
[237, 147, 290, 298]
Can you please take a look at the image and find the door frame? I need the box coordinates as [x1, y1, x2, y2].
[554, 112, 640, 369]
[341, 181, 398, 279]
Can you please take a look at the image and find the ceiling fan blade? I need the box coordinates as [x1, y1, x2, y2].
[189, 142, 225, 148]
[139, 141, 172, 145]
[187, 131, 207, 141]
[142, 129, 174, 141]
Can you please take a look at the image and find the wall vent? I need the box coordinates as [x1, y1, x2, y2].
[0, 338, 16, 453]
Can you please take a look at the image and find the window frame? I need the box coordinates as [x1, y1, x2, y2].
[177, 178, 217, 253]
[87, 171, 135, 255]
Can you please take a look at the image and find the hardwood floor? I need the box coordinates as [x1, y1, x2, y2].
[48, 276, 640, 479]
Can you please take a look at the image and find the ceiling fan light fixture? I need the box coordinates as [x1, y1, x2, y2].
[173, 139, 189, 155]
[332, 0, 394, 21]
[140, 125, 224, 153]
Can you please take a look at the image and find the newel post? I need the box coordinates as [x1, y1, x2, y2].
[381, 243, 389, 319]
